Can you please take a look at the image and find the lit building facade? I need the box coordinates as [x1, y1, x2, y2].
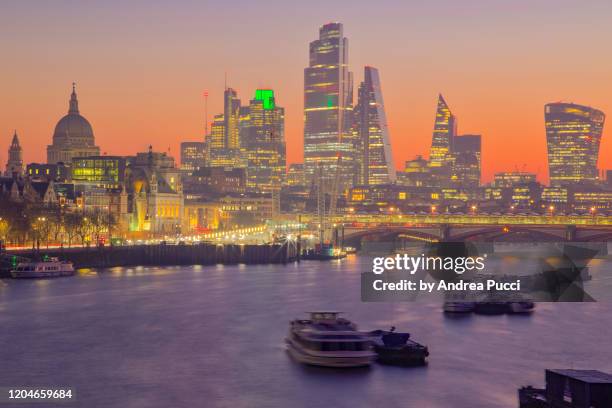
[239, 89, 286, 192]
[303, 22, 355, 189]
[126, 148, 183, 235]
[493, 172, 537, 188]
[355, 66, 395, 185]
[429, 94, 456, 168]
[180, 142, 205, 175]
[206, 88, 244, 168]
[545, 103, 605, 186]
[287, 163, 306, 187]
[71, 156, 127, 189]
[397, 156, 431, 187]
[185, 167, 246, 196]
[26, 162, 70, 182]
[451, 134, 481, 188]
[217, 193, 273, 228]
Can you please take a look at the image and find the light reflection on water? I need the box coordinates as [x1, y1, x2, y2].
[0, 255, 610, 408]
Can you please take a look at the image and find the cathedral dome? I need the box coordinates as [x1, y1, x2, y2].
[51, 84, 95, 147]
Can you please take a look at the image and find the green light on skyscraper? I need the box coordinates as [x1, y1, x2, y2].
[254, 89, 275, 110]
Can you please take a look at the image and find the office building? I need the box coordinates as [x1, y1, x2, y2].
[206, 88, 244, 168]
[303, 22, 355, 189]
[429, 94, 456, 168]
[180, 142, 206, 175]
[239, 89, 286, 192]
[71, 156, 127, 189]
[545, 102, 605, 186]
[355, 66, 395, 185]
[451, 134, 481, 188]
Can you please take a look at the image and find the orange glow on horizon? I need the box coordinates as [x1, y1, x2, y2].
[0, 3, 611, 184]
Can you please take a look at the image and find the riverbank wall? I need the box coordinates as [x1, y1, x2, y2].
[3, 242, 298, 270]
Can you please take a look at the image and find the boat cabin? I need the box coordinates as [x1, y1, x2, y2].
[520, 369, 612, 408]
[309, 312, 342, 323]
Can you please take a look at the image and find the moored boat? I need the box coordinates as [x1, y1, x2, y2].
[285, 312, 376, 368]
[508, 300, 535, 314]
[10, 257, 75, 279]
[443, 301, 476, 313]
[443, 291, 476, 313]
[301, 245, 347, 261]
[367, 328, 429, 366]
[474, 301, 508, 315]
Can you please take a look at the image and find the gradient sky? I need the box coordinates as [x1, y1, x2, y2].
[1, 0, 611, 183]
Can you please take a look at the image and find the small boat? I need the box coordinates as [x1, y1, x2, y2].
[367, 328, 429, 366]
[343, 246, 357, 254]
[285, 312, 376, 368]
[301, 244, 347, 261]
[10, 257, 75, 278]
[474, 301, 508, 315]
[443, 301, 476, 313]
[443, 291, 476, 313]
[508, 301, 535, 314]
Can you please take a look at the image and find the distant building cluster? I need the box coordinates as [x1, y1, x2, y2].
[1, 22, 610, 244]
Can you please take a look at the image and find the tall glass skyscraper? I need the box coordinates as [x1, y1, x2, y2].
[239, 89, 286, 192]
[207, 88, 244, 168]
[429, 94, 456, 168]
[303, 22, 355, 189]
[545, 103, 605, 186]
[355, 66, 396, 185]
[451, 134, 481, 188]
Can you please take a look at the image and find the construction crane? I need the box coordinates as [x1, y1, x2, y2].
[316, 162, 326, 247]
[316, 154, 342, 247]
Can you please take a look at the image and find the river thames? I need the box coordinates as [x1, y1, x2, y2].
[1, 255, 611, 408]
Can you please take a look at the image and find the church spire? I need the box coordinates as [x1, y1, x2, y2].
[5, 130, 23, 177]
[69, 82, 79, 114]
[10, 130, 19, 147]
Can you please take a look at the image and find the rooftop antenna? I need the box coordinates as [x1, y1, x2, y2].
[203, 90, 209, 139]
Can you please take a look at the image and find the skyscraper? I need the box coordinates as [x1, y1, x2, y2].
[206, 87, 244, 168]
[355, 66, 396, 185]
[451, 134, 481, 188]
[47, 84, 100, 164]
[545, 103, 605, 186]
[4, 131, 23, 177]
[303, 22, 355, 189]
[239, 89, 286, 192]
[223, 88, 241, 150]
[429, 94, 456, 168]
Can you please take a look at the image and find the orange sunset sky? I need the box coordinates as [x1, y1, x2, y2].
[1, 0, 611, 184]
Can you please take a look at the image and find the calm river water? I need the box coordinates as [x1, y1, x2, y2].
[1, 255, 611, 408]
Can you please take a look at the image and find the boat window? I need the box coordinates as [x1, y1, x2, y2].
[322, 342, 339, 352]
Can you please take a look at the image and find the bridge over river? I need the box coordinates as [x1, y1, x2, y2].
[297, 213, 612, 244]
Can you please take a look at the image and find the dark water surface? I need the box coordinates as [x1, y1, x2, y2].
[1, 256, 611, 408]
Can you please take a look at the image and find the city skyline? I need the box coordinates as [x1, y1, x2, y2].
[1, 1, 612, 183]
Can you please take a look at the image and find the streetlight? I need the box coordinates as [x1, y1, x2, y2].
[590, 207, 596, 217]
[548, 205, 555, 216]
[431, 205, 437, 215]
[470, 205, 477, 215]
